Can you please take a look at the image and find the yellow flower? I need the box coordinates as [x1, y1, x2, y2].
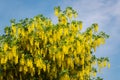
[54, 9, 59, 16]
[1, 58, 5, 64]
[61, 53, 64, 61]
[49, 37, 53, 44]
[43, 64, 46, 72]
[29, 37, 34, 46]
[70, 36, 74, 42]
[15, 55, 18, 64]
[74, 12, 78, 18]
[55, 52, 61, 61]
[108, 63, 110, 69]
[12, 46, 17, 57]
[62, 45, 68, 54]
[28, 26, 32, 33]
[53, 54, 55, 61]
[24, 66, 28, 74]
[35, 41, 39, 48]
[11, 25, 16, 35]
[3, 65, 7, 70]
[94, 24, 98, 32]
[59, 15, 67, 25]
[31, 23, 35, 31]
[75, 57, 79, 64]
[68, 13, 73, 19]
[30, 67, 35, 76]
[3, 43, 8, 52]
[103, 60, 107, 67]
[93, 72, 96, 77]
[20, 58, 25, 65]
[19, 66, 22, 72]
[54, 7, 60, 16]
[80, 57, 84, 65]
[64, 28, 69, 36]
[47, 64, 50, 73]
[100, 38, 105, 44]
[18, 28, 21, 36]
[27, 59, 33, 68]
[79, 21, 82, 30]
[89, 30, 92, 36]
[21, 28, 25, 37]
[8, 52, 13, 60]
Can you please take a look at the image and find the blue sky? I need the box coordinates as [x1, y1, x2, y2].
[0, 0, 120, 79]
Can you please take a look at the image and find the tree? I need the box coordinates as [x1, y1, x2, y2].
[0, 6, 110, 80]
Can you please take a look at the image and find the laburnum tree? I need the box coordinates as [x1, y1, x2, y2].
[0, 7, 110, 80]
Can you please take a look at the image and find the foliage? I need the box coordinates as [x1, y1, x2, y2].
[0, 6, 110, 80]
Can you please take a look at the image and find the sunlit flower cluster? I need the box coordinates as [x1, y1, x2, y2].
[0, 7, 110, 80]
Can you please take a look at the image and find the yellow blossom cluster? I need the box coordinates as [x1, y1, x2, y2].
[0, 7, 109, 80]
